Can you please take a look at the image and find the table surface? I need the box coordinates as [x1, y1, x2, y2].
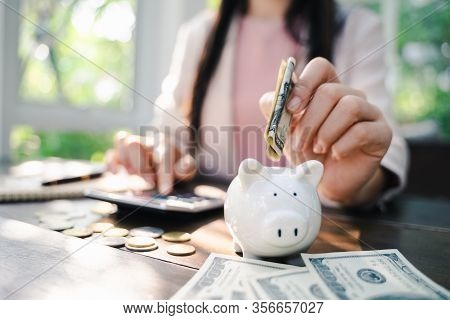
[1, 194, 449, 299]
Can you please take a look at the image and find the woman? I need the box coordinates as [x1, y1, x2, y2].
[107, 0, 408, 207]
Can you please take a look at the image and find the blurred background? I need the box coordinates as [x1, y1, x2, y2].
[0, 0, 449, 196]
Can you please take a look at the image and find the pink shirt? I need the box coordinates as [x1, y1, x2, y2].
[233, 15, 299, 167]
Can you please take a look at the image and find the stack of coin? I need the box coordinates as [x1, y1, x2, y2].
[125, 236, 158, 251]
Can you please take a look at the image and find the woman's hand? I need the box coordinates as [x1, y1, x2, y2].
[105, 131, 196, 194]
[260, 57, 392, 206]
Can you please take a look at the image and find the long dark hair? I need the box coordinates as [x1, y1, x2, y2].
[190, 0, 342, 142]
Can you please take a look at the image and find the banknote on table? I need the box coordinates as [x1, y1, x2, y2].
[171, 253, 300, 300]
[249, 269, 332, 300]
[302, 249, 450, 300]
[265, 57, 296, 161]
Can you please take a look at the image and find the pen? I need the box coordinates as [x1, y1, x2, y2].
[41, 170, 104, 186]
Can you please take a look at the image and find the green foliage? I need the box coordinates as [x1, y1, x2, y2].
[18, 0, 136, 109]
[11, 126, 114, 163]
[395, 0, 450, 138]
[11, 0, 450, 164]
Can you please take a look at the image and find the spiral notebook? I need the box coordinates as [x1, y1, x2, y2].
[0, 159, 151, 202]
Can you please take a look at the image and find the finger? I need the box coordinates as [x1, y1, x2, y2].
[105, 149, 121, 173]
[259, 91, 275, 121]
[114, 131, 131, 170]
[153, 143, 176, 195]
[295, 83, 365, 152]
[287, 57, 340, 113]
[331, 121, 393, 160]
[124, 135, 156, 185]
[174, 154, 196, 181]
[315, 96, 380, 154]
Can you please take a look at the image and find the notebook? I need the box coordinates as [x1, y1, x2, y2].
[0, 159, 152, 202]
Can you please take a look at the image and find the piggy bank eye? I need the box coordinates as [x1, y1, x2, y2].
[293, 192, 297, 196]
[273, 193, 277, 196]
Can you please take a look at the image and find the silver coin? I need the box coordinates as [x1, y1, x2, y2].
[41, 220, 74, 231]
[129, 226, 164, 238]
[96, 236, 127, 247]
[68, 209, 87, 219]
[48, 200, 74, 213]
[39, 214, 71, 224]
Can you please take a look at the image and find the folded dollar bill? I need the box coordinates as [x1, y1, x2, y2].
[265, 57, 296, 161]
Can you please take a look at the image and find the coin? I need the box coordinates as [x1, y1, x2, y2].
[41, 220, 74, 231]
[126, 236, 156, 248]
[91, 222, 114, 233]
[166, 244, 196, 256]
[68, 209, 87, 219]
[125, 243, 158, 252]
[96, 236, 126, 247]
[48, 200, 74, 213]
[39, 214, 71, 224]
[62, 228, 93, 238]
[129, 226, 164, 238]
[103, 227, 129, 237]
[91, 201, 118, 215]
[162, 231, 191, 243]
[34, 210, 53, 217]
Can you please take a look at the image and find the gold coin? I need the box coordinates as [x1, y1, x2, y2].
[103, 227, 129, 237]
[91, 201, 117, 215]
[126, 236, 156, 248]
[162, 231, 191, 243]
[91, 222, 114, 233]
[63, 228, 93, 238]
[166, 244, 196, 256]
[125, 243, 158, 252]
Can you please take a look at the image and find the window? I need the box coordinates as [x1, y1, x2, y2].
[0, 0, 205, 163]
[2, 0, 447, 165]
[341, 0, 450, 140]
[18, 0, 136, 109]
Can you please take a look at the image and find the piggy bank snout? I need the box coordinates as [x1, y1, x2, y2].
[261, 211, 309, 248]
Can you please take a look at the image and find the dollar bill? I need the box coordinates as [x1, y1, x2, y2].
[302, 249, 450, 300]
[249, 269, 332, 300]
[171, 253, 300, 300]
[265, 57, 296, 161]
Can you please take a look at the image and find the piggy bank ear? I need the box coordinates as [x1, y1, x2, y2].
[295, 160, 323, 187]
[238, 158, 265, 190]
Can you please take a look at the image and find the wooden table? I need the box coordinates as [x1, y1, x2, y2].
[0, 194, 449, 299]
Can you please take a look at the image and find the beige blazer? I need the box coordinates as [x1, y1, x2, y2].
[153, 8, 409, 205]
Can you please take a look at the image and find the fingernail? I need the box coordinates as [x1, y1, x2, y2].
[313, 143, 325, 154]
[143, 175, 155, 188]
[159, 183, 172, 195]
[287, 96, 301, 112]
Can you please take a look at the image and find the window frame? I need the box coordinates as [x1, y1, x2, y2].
[0, 0, 205, 162]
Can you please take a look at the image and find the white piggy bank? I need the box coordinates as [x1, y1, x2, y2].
[224, 158, 324, 259]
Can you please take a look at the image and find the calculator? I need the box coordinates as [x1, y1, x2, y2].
[84, 179, 227, 214]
